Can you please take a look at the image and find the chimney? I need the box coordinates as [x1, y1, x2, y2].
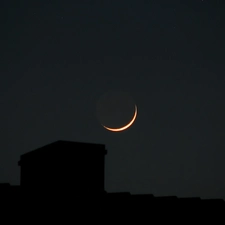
[18, 140, 107, 197]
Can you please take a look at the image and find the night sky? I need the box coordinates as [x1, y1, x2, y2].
[1, 0, 225, 199]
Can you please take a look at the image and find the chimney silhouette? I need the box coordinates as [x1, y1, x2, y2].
[18, 140, 107, 196]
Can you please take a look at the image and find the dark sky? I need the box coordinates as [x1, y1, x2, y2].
[1, 0, 225, 199]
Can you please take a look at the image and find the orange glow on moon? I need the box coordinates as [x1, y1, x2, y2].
[102, 105, 137, 132]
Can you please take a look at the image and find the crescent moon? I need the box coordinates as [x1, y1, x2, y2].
[101, 105, 137, 132]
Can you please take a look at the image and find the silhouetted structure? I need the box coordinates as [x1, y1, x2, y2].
[18, 140, 107, 196]
[1, 140, 225, 211]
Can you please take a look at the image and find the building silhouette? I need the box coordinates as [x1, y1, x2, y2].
[1, 140, 225, 211]
[18, 140, 107, 196]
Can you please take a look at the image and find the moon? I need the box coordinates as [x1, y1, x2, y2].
[101, 104, 137, 132]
